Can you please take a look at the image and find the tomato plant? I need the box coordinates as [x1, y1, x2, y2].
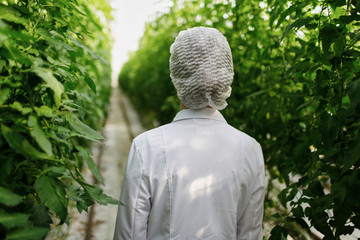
[0, 0, 117, 239]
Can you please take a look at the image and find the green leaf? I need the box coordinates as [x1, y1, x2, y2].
[85, 184, 120, 205]
[68, 132, 102, 143]
[31, 203, 52, 228]
[348, 80, 360, 107]
[333, 37, 345, 56]
[1, 124, 50, 160]
[351, 214, 360, 229]
[68, 185, 93, 213]
[292, 206, 304, 218]
[320, 23, 340, 53]
[34, 175, 67, 223]
[0, 20, 34, 43]
[36, 28, 74, 51]
[286, 60, 314, 75]
[307, 180, 325, 197]
[294, 217, 310, 231]
[269, 225, 288, 240]
[55, 67, 79, 84]
[32, 67, 64, 109]
[281, 17, 313, 42]
[0, 44, 33, 65]
[0, 187, 22, 207]
[0, 5, 27, 27]
[81, 4, 103, 31]
[84, 75, 97, 94]
[0, 158, 13, 185]
[68, 35, 109, 67]
[46, 166, 67, 178]
[66, 114, 104, 140]
[9, 102, 32, 115]
[0, 21, 8, 46]
[286, 188, 298, 202]
[338, 15, 360, 24]
[0, 211, 30, 229]
[331, 0, 346, 7]
[0, 59, 5, 71]
[28, 115, 53, 156]
[6, 227, 49, 240]
[76, 146, 103, 184]
[0, 87, 10, 105]
[57, 0, 86, 15]
[320, 113, 340, 147]
[78, 180, 120, 205]
[275, 2, 309, 29]
[34, 106, 56, 118]
[278, 188, 288, 208]
[342, 135, 360, 172]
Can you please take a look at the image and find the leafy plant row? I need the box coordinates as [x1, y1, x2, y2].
[0, 0, 116, 239]
[119, 0, 360, 239]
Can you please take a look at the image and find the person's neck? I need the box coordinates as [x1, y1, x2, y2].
[180, 101, 213, 110]
[180, 101, 188, 110]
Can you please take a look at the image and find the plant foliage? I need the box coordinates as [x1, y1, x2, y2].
[0, 0, 116, 239]
[119, 0, 360, 238]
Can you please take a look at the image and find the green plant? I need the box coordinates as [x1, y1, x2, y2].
[266, 1, 360, 238]
[0, 0, 117, 239]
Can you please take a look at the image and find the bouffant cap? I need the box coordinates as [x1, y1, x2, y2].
[170, 27, 234, 110]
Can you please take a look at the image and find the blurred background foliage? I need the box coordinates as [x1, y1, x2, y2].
[0, 0, 116, 239]
[119, 0, 360, 238]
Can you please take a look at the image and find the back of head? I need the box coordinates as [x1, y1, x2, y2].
[169, 27, 234, 110]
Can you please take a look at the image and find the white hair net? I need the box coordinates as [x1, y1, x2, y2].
[170, 27, 234, 110]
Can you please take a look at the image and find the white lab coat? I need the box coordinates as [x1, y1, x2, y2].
[114, 108, 265, 240]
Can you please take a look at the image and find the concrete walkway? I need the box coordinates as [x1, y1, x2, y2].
[84, 87, 145, 240]
[46, 87, 145, 240]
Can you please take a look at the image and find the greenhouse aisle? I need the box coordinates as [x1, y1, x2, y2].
[84, 87, 145, 240]
[46, 87, 145, 240]
[83, 87, 145, 240]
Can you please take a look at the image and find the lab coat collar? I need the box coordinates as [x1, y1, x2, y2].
[173, 108, 227, 123]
